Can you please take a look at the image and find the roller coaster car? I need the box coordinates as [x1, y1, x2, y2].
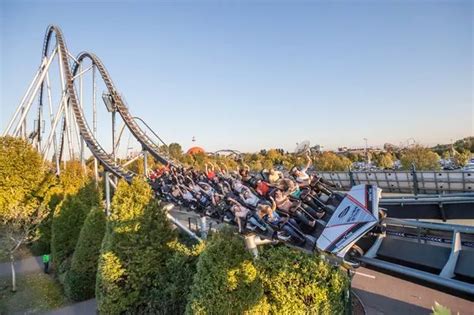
[315, 184, 382, 267]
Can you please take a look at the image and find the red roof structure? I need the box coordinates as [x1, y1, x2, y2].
[187, 146, 205, 155]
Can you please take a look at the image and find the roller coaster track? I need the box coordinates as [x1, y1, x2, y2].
[69, 52, 174, 166]
[39, 26, 175, 182]
[41, 26, 135, 181]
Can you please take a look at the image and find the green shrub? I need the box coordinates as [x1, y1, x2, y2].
[32, 161, 89, 256]
[186, 228, 269, 314]
[64, 206, 106, 301]
[96, 178, 177, 314]
[256, 245, 350, 314]
[51, 180, 100, 278]
[150, 240, 205, 314]
[400, 145, 441, 170]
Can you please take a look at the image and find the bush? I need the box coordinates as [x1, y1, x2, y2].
[186, 228, 269, 314]
[400, 145, 440, 170]
[256, 246, 350, 314]
[51, 181, 100, 278]
[63, 206, 106, 301]
[31, 161, 89, 256]
[96, 178, 177, 314]
[0, 136, 50, 220]
[150, 240, 205, 314]
[313, 152, 352, 171]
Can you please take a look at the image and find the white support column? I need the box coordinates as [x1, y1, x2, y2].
[3, 62, 43, 136]
[42, 97, 65, 159]
[11, 48, 58, 136]
[105, 171, 111, 216]
[440, 231, 462, 279]
[58, 47, 74, 161]
[143, 150, 148, 176]
[45, 72, 61, 174]
[200, 216, 208, 240]
[244, 234, 259, 258]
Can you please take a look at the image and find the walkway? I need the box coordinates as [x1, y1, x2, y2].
[0, 256, 43, 276]
[46, 299, 96, 315]
[352, 267, 473, 315]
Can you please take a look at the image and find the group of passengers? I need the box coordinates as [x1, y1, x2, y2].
[148, 154, 339, 245]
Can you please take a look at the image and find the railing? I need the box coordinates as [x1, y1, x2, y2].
[315, 167, 474, 194]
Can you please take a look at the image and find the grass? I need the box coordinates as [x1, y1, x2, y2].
[0, 273, 67, 314]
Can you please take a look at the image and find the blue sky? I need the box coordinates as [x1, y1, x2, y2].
[1, 0, 472, 153]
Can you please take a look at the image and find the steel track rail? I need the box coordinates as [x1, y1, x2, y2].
[70, 52, 174, 166]
[41, 25, 134, 182]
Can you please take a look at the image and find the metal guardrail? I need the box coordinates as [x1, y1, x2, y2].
[361, 218, 474, 296]
[315, 169, 474, 194]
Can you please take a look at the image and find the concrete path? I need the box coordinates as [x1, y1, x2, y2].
[46, 299, 97, 315]
[0, 256, 43, 277]
[352, 267, 473, 315]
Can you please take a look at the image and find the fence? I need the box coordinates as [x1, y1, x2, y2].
[315, 167, 474, 194]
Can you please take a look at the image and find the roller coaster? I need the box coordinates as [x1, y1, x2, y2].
[3, 26, 474, 297]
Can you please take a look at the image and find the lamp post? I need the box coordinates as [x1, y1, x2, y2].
[363, 138, 369, 166]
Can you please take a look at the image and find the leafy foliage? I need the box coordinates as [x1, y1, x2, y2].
[0, 136, 47, 220]
[371, 152, 394, 169]
[0, 137, 55, 291]
[186, 228, 269, 314]
[150, 240, 205, 314]
[431, 302, 455, 315]
[96, 178, 177, 314]
[400, 145, 440, 170]
[51, 180, 100, 278]
[64, 206, 106, 301]
[31, 161, 90, 256]
[256, 246, 350, 314]
[313, 152, 352, 171]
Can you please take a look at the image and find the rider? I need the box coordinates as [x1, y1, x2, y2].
[290, 153, 312, 187]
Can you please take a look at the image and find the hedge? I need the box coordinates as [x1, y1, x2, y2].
[186, 228, 269, 314]
[257, 246, 350, 314]
[96, 178, 177, 314]
[63, 206, 106, 301]
[32, 161, 89, 256]
[150, 240, 205, 314]
[186, 229, 350, 315]
[51, 180, 100, 278]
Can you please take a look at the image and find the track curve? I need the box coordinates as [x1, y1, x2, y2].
[39, 25, 134, 181]
[70, 52, 173, 166]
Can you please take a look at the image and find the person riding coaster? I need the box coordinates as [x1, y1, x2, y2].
[257, 197, 308, 244]
[149, 163, 383, 267]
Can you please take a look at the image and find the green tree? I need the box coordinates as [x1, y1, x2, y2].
[96, 178, 177, 314]
[454, 149, 471, 167]
[150, 240, 205, 314]
[51, 181, 100, 279]
[186, 228, 269, 314]
[168, 143, 183, 160]
[256, 246, 349, 314]
[0, 136, 53, 291]
[400, 145, 440, 170]
[313, 152, 352, 171]
[31, 161, 89, 256]
[64, 206, 106, 301]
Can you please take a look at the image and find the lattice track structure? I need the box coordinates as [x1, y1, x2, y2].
[3, 26, 474, 297]
[3, 25, 175, 188]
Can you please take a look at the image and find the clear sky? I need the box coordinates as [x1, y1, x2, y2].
[1, 0, 472, 153]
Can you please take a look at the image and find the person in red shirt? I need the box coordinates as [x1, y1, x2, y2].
[255, 179, 270, 197]
[205, 163, 216, 180]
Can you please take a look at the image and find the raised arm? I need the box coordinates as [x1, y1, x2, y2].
[303, 153, 312, 172]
